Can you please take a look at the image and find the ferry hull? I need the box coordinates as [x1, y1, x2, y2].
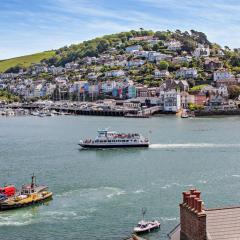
[0, 194, 53, 211]
[79, 143, 149, 149]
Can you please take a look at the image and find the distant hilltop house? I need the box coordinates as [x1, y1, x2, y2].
[165, 79, 189, 92]
[193, 44, 210, 58]
[168, 188, 240, 240]
[148, 51, 172, 62]
[105, 70, 125, 77]
[164, 40, 182, 51]
[129, 35, 155, 41]
[154, 69, 170, 78]
[176, 67, 198, 79]
[213, 69, 236, 86]
[172, 56, 192, 64]
[128, 59, 146, 67]
[125, 45, 142, 53]
[204, 57, 223, 71]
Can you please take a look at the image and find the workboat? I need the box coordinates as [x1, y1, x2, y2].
[133, 208, 160, 234]
[79, 129, 149, 148]
[0, 174, 52, 211]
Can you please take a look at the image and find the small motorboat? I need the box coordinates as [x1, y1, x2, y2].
[133, 208, 160, 234]
[134, 220, 161, 234]
[181, 109, 189, 118]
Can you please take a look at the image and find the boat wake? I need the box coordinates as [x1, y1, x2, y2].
[150, 143, 240, 149]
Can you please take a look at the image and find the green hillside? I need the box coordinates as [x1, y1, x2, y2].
[0, 51, 55, 73]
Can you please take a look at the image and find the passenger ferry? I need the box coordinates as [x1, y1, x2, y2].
[79, 129, 149, 148]
[0, 174, 52, 211]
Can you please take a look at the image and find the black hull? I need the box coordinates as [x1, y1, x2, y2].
[0, 196, 53, 211]
[79, 144, 149, 149]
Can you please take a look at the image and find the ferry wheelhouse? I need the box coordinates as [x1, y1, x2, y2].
[79, 129, 149, 148]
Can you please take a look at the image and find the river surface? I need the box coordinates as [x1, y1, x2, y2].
[1, 115, 240, 240]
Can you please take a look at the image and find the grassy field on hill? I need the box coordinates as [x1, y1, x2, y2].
[0, 51, 56, 73]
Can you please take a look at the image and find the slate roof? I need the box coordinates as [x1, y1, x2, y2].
[206, 206, 240, 240]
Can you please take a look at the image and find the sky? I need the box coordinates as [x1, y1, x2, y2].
[1, 0, 240, 60]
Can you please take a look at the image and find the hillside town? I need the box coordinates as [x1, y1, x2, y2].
[1, 30, 240, 116]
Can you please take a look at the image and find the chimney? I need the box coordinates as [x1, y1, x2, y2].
[180, 189, 206, 240]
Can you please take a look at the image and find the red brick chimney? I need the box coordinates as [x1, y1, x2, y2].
[180, 189, 207, 240]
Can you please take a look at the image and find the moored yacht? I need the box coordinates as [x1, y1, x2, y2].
[79, 129, 149, 148]
[133, 208, 161, 234]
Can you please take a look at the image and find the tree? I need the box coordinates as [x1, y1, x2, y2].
[228, 85, 240, 99]
[159, 61, 169, 70]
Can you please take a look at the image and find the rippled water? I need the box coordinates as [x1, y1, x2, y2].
[1, 115, 240, 240]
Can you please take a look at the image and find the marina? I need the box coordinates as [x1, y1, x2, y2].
[1, 115, 240, 239]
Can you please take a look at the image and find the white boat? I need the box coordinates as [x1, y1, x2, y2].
[181, 109, 189, 118]
[79, 129, 149, 149]
[134, 220, 161, 234]
[133, 208, 160, 234]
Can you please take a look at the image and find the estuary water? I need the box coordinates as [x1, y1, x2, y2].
[1, 115, 240, 240]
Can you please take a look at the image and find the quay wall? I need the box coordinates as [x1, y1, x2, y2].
[195, 109, 240, 116]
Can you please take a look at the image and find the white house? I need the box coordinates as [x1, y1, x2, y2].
[105, 70, 125, 77]
[164, 40, 182, 51]
[163, 90, 181, 112]
[176, 67, 198, 79]
[128, 59, 145, 67]
[213, 69, 233, 81]
[125, 45, 142, 53]
[148, 51, 171, 62]
[154, 69, 170, 78]
[193, 44, 210, 58]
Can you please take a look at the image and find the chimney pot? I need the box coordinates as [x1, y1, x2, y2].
[194, 191, 201, 199]
[186, 196, 191, 207]
[194, 198, 199, 211]
[190, 195, 196, 209]
[190, 189, 195, 195]
[182, 192, 190, 204]
[197, 200, 203, 213]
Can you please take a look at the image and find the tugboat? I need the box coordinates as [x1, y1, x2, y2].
[133, 208, 161, 234]
[79, 129, 149, 149]
[0, 174, 53, 211]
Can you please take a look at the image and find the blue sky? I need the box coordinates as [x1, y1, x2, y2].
[1, 0, 240, 60]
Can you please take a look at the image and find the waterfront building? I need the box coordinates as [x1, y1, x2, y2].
[180, 92, 195, 108]
[123, 100, 141, 109]
[163, 90, 181, 112]
[127, 86, 137, 99]
[168, 188, 240, 240]
[194, 93, 207, 106]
